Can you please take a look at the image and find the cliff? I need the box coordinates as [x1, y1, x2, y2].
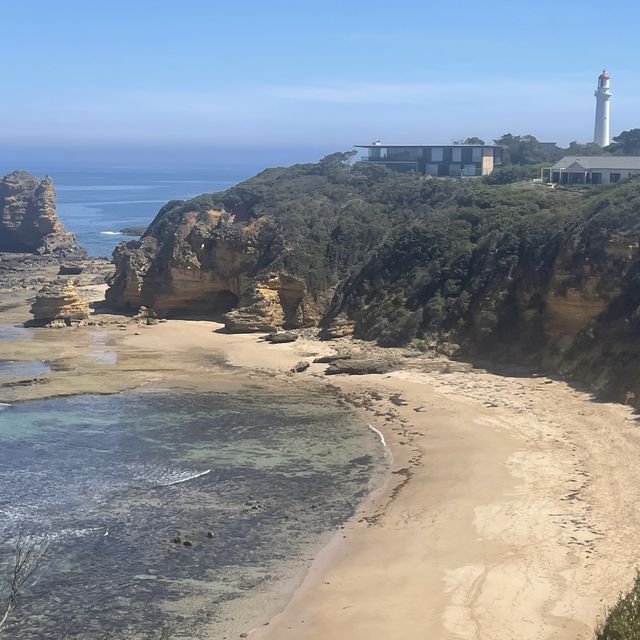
[106, 155, 640, 404]
[106, 153, 411, 325]
[0, 171, 83, 255]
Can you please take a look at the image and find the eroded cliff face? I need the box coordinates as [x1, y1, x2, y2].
[0, 171, 82, 255]
[105, 158, 640, 405]
[106, 205, 319, 329]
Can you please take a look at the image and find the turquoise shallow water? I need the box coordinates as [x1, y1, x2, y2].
[0, 388, 382, 639]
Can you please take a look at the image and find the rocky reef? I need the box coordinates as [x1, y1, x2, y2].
[0, 171, 83, 256]
[106, 154, 640, 405]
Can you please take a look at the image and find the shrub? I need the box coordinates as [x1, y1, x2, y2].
[595, 572, 640, 640]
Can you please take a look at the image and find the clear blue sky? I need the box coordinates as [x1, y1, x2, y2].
[1, 0, 639, 155]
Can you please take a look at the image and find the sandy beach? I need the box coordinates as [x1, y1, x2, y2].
[3, 278, 640, 639]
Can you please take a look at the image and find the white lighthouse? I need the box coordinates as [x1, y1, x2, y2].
[594, 70, 612, 147]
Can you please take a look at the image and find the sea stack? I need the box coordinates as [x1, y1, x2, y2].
[29, 280, 90, 325]
[0, 170, 84, 256]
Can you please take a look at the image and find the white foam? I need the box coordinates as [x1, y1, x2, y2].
[124, 463, 212, 488]
[157, 468, 211, 487]
[99, 231, 122, 235]
[368, 424, 391, 460]
[0, 402, 11, 411]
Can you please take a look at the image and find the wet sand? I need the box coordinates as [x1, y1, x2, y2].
[3, 281, 640, 639]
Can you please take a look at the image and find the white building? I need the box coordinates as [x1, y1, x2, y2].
[549, 156, 640, 185]
[594, 70, 612, 147]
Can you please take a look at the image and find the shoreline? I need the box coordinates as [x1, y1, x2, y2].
[3, 267, 640, 638]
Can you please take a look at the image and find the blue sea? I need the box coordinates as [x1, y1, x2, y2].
[0, 389, 382, 639]
[40, 164, 263, 257]
[0, 153, 384, 638]
[0, 148, 327, 258]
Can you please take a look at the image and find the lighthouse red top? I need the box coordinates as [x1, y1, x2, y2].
[599, 70, 610, 80]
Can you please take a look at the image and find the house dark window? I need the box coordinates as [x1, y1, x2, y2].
[591, 172, 602, 184]
[610, 172, 621, 183]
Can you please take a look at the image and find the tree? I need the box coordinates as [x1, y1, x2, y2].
[494, 134, 562, 165]
[564, 141, 604, 156]
[482, 164, 538, 184]
[453, 137, 486, 145]
[462, 137, 486, 145]
[0, 528, 49, 635]
[605, 129, 640, 155]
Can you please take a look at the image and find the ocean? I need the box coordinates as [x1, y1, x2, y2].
[46, 165, 264, 257]
[0, 388, 382, 639]
[0, 157, 383, 638]
[0, 159, 270, 257]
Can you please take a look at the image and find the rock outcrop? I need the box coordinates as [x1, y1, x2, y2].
[0, 171, 83, 256]
[29, 280, 90, 325]
[265, 332, 299, 344]
[324, 357, 398, 375]
[106, 204, 319, 331]
[105, 155, 640, 405]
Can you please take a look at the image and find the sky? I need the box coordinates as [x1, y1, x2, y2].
[1, 0, 639, 160]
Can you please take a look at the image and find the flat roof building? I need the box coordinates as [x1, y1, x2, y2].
[549, 156, 640, 185]
[355, 143, 504, 177]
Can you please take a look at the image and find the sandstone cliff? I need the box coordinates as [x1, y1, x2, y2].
[0, 171, 82, 255]
[29, 280, 90, 325]
[105, 203, 319, 329]
[106, 154, 395, 328]
[106, 155, 640, 405]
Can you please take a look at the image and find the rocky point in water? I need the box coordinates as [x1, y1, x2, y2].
[0, 171, 84, 256]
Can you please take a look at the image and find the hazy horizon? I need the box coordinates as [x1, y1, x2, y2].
[2, 1, 640, 153]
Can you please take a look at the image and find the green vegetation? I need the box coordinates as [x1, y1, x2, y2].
[493, 133, 563, 165]
[595, 573, 640, 640]
[130, 152, 640, 638]
[145, 153, 640, 365]
[606, 128, 640, 155]
[454, 136, 486, 145]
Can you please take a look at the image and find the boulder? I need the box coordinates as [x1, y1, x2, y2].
[28, 280, 90, 325]
[324, 357, 398, 376]
[313, 354, 352, 364]
[119, 226, 147, 236]
[58, 264, 84, 276]
[290, 361, 310, 373]
[0, 171, 84, 256]
[265, 331, 299, 344]
[320, 315, 355, 340]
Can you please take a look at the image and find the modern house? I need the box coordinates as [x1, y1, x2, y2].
[355, 143, 504, 177]
[548, 156, 640, 185]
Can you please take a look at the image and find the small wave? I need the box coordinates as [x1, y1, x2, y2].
[99, 231, 122, 236]
[123, 463, 212, 488]
[3, 527, 106, 546]
[156, 469, 211, 487]
[0, 402, 11, 411]
[52, 526, 107, 541]
[368, 424, 391, 460]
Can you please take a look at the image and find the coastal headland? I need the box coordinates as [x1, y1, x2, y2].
[2, 255, 640, 639]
